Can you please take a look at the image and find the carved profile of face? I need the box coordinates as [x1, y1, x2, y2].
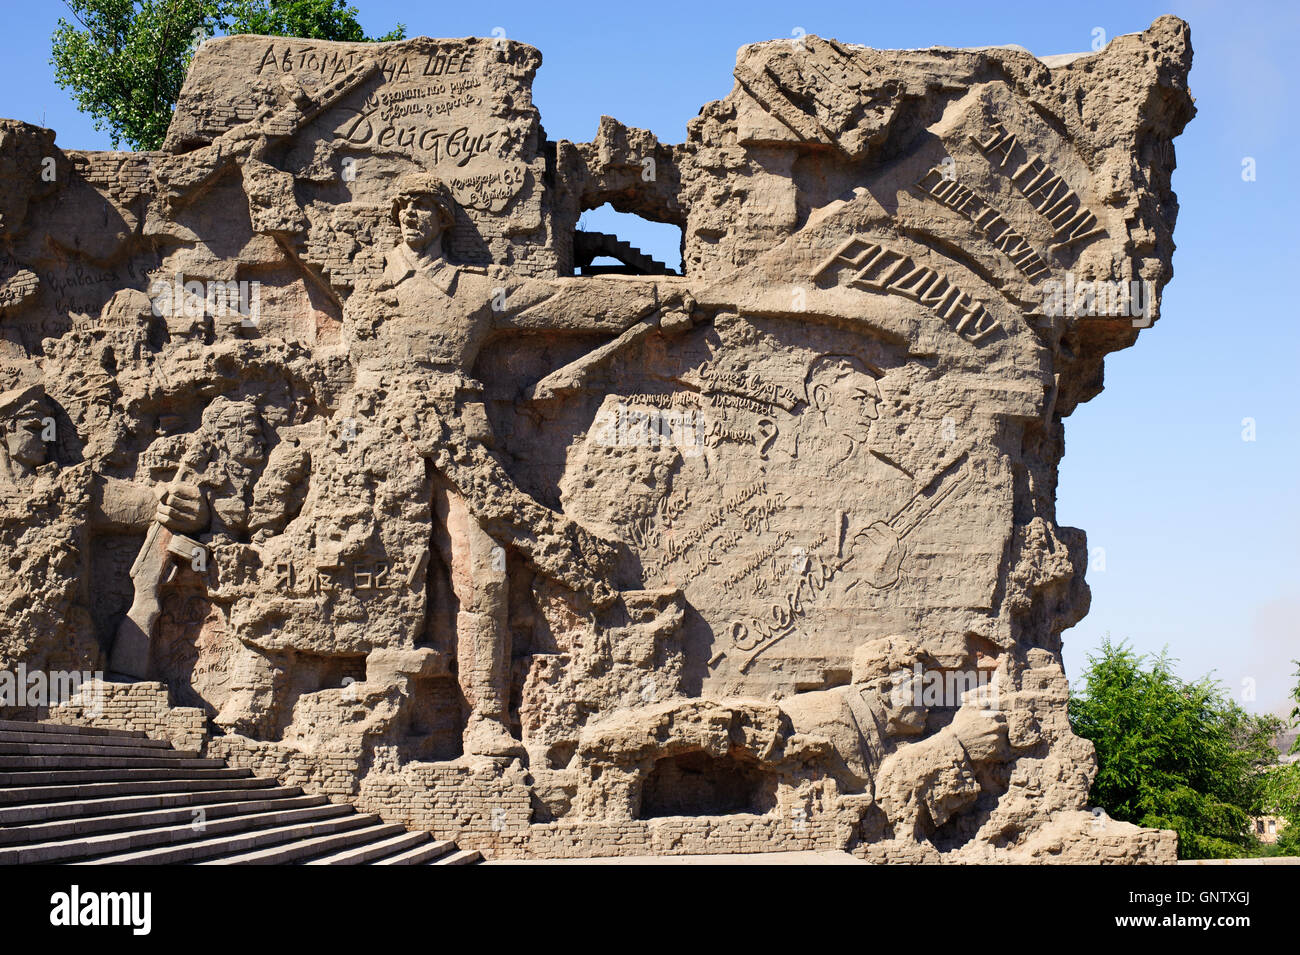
[0, 386, 54, 472]
[806, 355, 882, 445]
[879, 680, 929, 736]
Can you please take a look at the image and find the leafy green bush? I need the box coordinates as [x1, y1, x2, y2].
[1255, 662, 1300, 856]
[1069, 640, 1285, 859]
[51, 0, 405, 150]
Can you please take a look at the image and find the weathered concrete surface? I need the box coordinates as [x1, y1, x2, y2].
[1, 18, 1193, 862]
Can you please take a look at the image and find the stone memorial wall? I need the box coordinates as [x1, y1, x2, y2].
[0, 17, 1194, 861]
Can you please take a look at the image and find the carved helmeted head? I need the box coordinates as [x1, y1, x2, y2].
[0, 383, 53, 474]
[201, 397, 267, 470]
[389, 174, 457, 255]
[805, 354, 882, 445]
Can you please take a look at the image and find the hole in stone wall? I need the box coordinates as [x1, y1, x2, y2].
[270, 650, 368, 741]
[402, 675, 464, 762]
[573, 205, 682, 276]
[638, 749, 774, 818]
[89, 531, 145, 651]
[546, 740, 577, 770]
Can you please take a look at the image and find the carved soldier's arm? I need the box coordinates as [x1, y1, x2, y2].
[90, 475, 208, 534]
[492, 277, 701, 400]
[494, 275, 683, 334]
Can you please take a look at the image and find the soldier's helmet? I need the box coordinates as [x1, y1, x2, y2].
[389, 173, 457, 230]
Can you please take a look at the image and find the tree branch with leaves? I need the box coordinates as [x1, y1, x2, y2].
[51, 0, 406, 150]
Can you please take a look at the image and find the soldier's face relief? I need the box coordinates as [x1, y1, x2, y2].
[6, 420, 46, 468]
[398, 196, 443, 251]
[825, 372, 880, 443]
[219, 409, 266, 466]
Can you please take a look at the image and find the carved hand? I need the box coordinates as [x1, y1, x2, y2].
[527, 371, 578, 402]
[852, 521, 903, 589]
[156, 480, 209, 533]
[657, 292, 699, 336]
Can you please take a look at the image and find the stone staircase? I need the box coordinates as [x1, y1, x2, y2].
[573, 230, 675, 276]
[0, 719, 480, 865]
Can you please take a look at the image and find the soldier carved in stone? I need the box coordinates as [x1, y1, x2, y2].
[353, 175, 650, 758]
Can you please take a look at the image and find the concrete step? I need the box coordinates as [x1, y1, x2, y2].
[433, 848, 483, 865]
[302, 829, 429, 865]
[0, 794, 327, 845]
[0, 766, 253, 787]
[607, 239, 668, 272]
[3, 802, 355, 864]
[210, 822, 407, 865]
[572, 231, 671, 275]
[0, 719, 147, 739]
[0, 729, 172, 749]
[0, 741, 200, 759]
[0, 782, 302, 824]
[0, 772, 270, 805]
[0, 720, 480, 866]
[81, 811, 377, 865]
[0, 754, 217, 771]
[373, 838, 457, 865]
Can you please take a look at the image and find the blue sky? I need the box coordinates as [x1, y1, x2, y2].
[4, 0, 1297, 714]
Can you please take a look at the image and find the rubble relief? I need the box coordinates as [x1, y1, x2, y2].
[0, 18, 1193, 861]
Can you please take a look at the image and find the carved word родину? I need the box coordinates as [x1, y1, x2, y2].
[814, 237, 1002, 344]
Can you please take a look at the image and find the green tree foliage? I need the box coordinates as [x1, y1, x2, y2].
[1289, 659, 1300, 749]
[51, 0, 405, 150]
[1256, 661, 1300, 856]
[1068, 639, 1284, 859]
[221, 0, 405, 43]
[51, 1, 218, 150]
[1259, 763, 1300, 854]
